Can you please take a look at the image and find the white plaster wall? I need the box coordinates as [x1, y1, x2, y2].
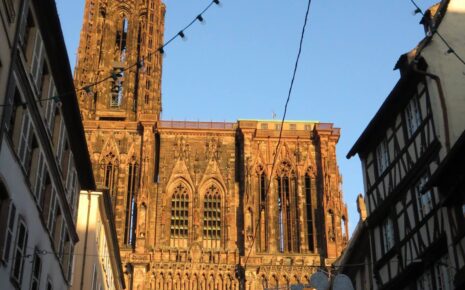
[0, 139, 69, 290]
[422, 0, 465, 156]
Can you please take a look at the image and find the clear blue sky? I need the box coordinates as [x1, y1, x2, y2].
[55, 0, 438, 234]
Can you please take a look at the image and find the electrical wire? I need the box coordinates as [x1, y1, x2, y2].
[242, 0, 313, 270]
[410, 0, 465, 66]
[0, 0, 222, 108]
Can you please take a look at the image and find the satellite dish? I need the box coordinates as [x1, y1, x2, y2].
[332, 274, 355, 290]
[309, 271, 329, 290]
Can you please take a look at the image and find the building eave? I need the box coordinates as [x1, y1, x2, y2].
[32, 0, 95, 190]
[347, 67, 422, 159]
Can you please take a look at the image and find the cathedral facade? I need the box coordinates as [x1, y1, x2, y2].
[74, 1, 348, 289]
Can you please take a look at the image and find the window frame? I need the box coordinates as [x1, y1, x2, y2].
[381, 217, 395, 254]
[11, 218, 28, 286]
[376, 139, 390, 176]
[404, 95, 422, 138]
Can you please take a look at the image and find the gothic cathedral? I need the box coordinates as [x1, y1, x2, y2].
[74, 0, 349, 289]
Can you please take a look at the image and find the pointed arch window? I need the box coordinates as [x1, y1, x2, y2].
[101, 152, 119, 208]
[124, 157, 138, 246]
[170, 184, 189, 247]
[203, 184, 221, 248]
[304, 171, 314, 252]
[276, 161, 299, 253]
[327, 210, 336, 242]
[257, 165, 268, 252]
[115, 15, 128, 62]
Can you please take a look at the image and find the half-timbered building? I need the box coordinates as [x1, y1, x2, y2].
[346, 0, 465, 289]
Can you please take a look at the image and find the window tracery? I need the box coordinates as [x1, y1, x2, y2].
[276, 161, 299, 253]
[170, 183, 189, 247]
[203, 184, 221, 248]
[101, 152, 119, 209]
[304, 169, 315, 252]
[124, 156, 138, 246]
[256, 165, 268, 252]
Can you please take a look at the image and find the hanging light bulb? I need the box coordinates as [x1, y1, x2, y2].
[83, 86, 93, 94]
[412, 8, 422, 15]
[446, 47, 454, 54]
[196, 14, 204, 23]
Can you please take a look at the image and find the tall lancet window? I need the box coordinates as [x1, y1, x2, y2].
[304, 171, 315, 252]
[276, 161, 299, 253]
[124, 157, 138, 246]
[203, 184, 221, 249]
[170, 183, 189, 247]
[257, 165, 268, 252]
[115, 15, 128, 62]
[101, 152, 119, 209]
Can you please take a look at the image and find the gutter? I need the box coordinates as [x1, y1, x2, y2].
[412, 63, 451, 152]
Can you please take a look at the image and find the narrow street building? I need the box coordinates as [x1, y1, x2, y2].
[72, 190, 125, 290]
[346, 0, 465, 289]
[0, 0, 95, 289]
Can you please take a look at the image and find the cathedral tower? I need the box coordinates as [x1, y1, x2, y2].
[74, 0, 166, 287]
[75, 1, 349, 289]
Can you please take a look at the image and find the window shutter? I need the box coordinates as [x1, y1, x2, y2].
[0, 201, 16, 262]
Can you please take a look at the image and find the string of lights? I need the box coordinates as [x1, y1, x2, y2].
[0, 0, 222, 108]
[410, 0, 465, 66]
[242, 0, 313, 270]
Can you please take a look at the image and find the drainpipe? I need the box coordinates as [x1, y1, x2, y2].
[412, 64, 451, 152]
[79, 192, 92, 290]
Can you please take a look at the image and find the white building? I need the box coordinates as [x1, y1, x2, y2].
[0, 0, 95, 289]
[72, 190, 125, 290]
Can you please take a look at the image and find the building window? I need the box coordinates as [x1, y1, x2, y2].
[110, 68, 123, 107]
[125, 158, 138, 246]
[382, 217, 395, 253]
[20, 11, 36, 59]
[115, 16, 128, 62]
[30, 32, 45, 90]
[170, 183, 189, 247]
[417, 270, 433, 290]
[260, 123, 268, 130]
[276, 161, 299, 253]
[289, 124, 297, 130]
[257, 166, 268, 252]
[44, 85, 57, 134]
[327, 210, 336, 242]
[341, 216, 347, 241]
[203, 184, 221, 249]
[405, 96, 422, 138]
[304, 172, 314, 251]
[416, 255, 454, 290]
[30, 250, 42, 290]
[101, 152, 119, 208]
[0, 184, 16, 263]
[17, 113, 33, 170]
[11, 219, 28, 285]
[376, 140, 390, 175]
[415, 174, 433, 220]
